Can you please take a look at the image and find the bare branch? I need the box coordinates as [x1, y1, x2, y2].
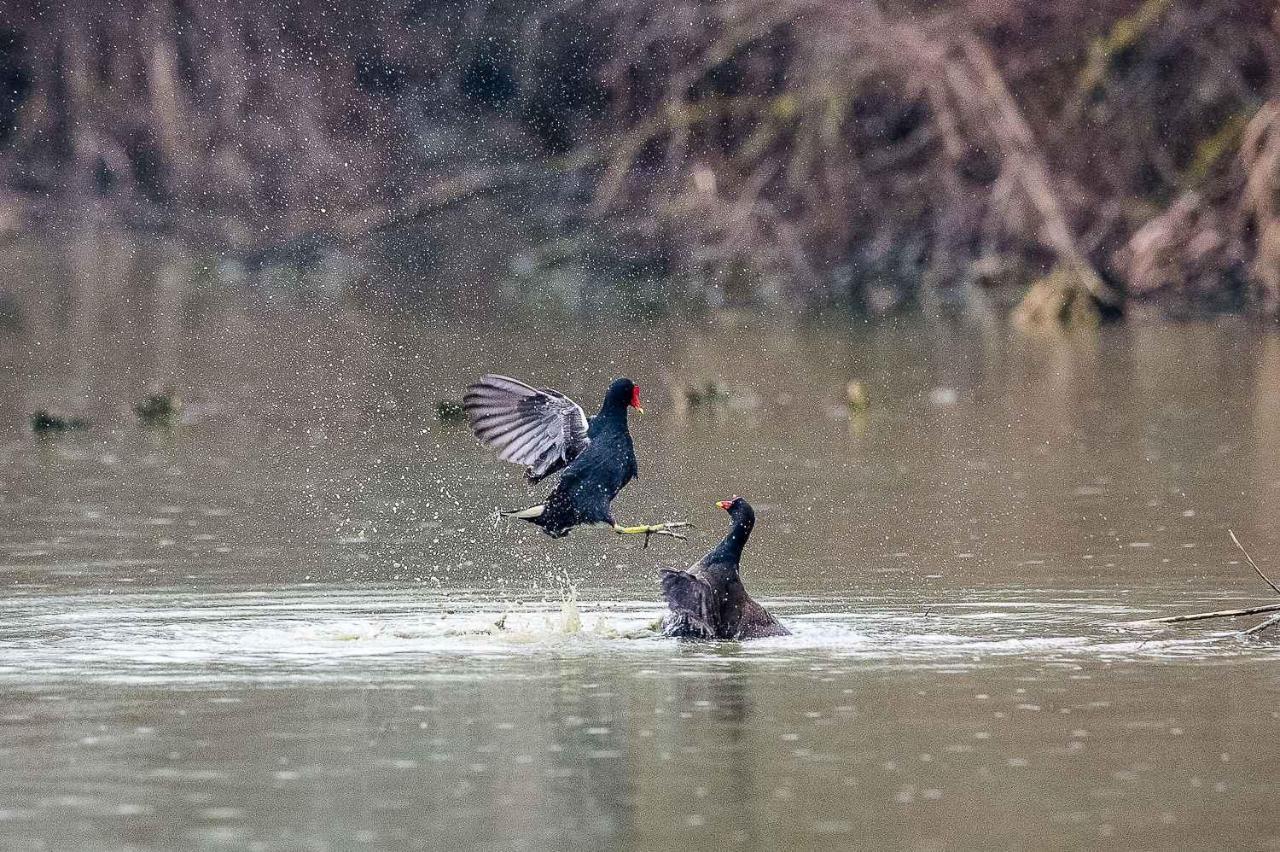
[1229, 529, 1280, 597]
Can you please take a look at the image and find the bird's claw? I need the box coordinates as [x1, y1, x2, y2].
[643, 526, 688, 548]
[641, 521, 692, 548]
[616, 521, 692, 546]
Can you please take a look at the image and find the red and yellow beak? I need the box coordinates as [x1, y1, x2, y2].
[716, 499, 733, 510]
[630, 386, 644, 414]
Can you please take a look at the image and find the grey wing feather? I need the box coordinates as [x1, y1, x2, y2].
[463, 374, 590, 481]
[735, 599, 791, 639]
[659, 568, 716, 638]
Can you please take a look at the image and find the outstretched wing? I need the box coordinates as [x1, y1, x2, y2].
[734, 599, 791, 639]
[463, 374, 590, 482]
[659, 568, 717, 639]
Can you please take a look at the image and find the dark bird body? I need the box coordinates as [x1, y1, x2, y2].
[531, 386, 638, 536]
[661, 497, 789, 640]
[464, 375, 685, 541]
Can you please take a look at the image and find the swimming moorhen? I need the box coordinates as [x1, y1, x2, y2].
[464, 374, 690, 543]
[660, 496, 789, 639]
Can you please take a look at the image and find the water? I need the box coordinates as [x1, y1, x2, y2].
[2, 234, 1280, 849]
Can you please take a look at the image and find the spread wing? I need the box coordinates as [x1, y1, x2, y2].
[659, 568, 717, 638]
[463, 374, 590, 482]
[735, 599, 790, 639]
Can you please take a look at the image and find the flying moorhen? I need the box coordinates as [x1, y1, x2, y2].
[660, 496, 790, 640]
[464, 374, 690, 543]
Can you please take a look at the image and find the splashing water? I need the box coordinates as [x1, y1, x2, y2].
[554, 567, 582, 634]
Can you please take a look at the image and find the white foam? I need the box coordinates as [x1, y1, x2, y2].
[0, 587, 1272, 686]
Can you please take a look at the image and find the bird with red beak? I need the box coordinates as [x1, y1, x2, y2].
[660, 495, 789, 639]
[464, 374, 686, 543]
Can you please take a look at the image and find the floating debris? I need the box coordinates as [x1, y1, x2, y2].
[135, 389, 183, 427]
[0, 293, 21, 329]
[671, 377, 762, 413]
[1011, 266, 1103, 330]
[30, 410, 89, 433]
[435, 399, 466, 421]
[1139, 531, 1280, 637]
[845, 380, 871, 413]
[928, 387, 959, 407]
[675, 378, 732, 409]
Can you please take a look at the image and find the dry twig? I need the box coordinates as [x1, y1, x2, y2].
[1149, 602, 1280, 624]
[1145, 530, 1280, 636]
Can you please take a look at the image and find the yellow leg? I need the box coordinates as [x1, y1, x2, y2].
[612, 521, 693, 547]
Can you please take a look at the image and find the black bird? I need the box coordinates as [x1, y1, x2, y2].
[660, 496, 789, 640]
[464, 374, 690, 542]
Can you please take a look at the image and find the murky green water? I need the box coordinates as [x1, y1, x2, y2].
[2, 234, 1279, 850]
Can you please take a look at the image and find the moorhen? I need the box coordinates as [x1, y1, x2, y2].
[464, 374, 690, 543]
[661, 496, 789, 640]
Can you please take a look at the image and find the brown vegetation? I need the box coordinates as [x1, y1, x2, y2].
[1, 0, 1278, 315]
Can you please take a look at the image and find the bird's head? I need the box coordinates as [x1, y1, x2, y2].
[716, 495, 755, 527]
[605, 377, 643, 414]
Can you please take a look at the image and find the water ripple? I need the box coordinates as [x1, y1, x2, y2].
[0, 586, 1274, 685]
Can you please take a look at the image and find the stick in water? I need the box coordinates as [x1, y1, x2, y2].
[1145, 530, 1280, 635]
[1229, 529, 1280, 597]
[1243, 613, 1280, 636]
[1150, 602, 1280, 624]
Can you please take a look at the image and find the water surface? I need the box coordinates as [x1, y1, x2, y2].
[2, 235, 1279, 849]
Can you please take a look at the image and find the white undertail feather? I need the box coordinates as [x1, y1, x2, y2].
[501, 504, 546, 519]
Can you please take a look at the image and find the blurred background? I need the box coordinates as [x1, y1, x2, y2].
[6, 4, 1280, 850]
[0, 0, 1277, 319]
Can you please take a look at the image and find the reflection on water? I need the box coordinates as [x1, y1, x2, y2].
[1, 232, 1280, 849]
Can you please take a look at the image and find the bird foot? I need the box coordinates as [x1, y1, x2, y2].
[614, 521, 693, 547]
